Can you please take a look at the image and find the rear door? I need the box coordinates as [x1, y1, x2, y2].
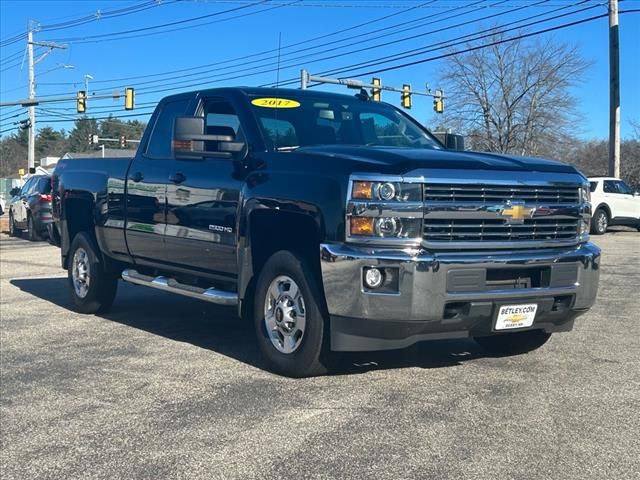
[164, 96, 244, 280]
[125, 98, 190, 265]
[614, 181, 640, 219]
[602, 180, 623, 219]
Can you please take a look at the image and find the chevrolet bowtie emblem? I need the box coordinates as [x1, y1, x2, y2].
[500, 202, 534, 224]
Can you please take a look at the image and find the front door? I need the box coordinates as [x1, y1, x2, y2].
[125, 98, 190, 265]
[164, 97, 244, 281]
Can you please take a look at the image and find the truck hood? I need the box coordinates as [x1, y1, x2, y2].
[295, 145, 579, 175]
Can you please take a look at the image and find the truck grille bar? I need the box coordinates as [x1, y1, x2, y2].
[423, 184, 579, 205]
[423, 218, 579, 242]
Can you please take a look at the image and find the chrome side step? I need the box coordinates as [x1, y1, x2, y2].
[121, 269, 238, 306]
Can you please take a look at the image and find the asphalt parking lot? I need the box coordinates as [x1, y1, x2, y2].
[1, 227, 639, 480]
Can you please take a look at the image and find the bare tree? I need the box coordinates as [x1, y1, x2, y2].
[438, 31, 591, 158]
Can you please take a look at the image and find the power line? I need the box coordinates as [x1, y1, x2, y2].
[285, 0, 602, 83]
[113, 0, 600, 96]
[316, 10, 637, 81]
[36, 0, 510, 95]
[0, 0, 175, 47]
[43, 0, 273, 43]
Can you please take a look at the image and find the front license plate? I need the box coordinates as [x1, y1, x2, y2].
[495, 304, 538, 330]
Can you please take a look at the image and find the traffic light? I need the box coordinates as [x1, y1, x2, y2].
[88, 134, 99, 145]
[77, 90, 87, 113]
[119, 135, 126, 148]
[433, 89, 444, 113]
[401, 84, 411, 109]
[371, 78, 381, 102]
[125, 87, 135, 110]
[18, 119, 30, 130]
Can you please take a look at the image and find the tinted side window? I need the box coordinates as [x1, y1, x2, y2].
[36, 176, 51, 194]
[603, 181, 616, 193]
[589, 181, 598, 193]
[203, 100, 245, 152]
[145, 99, 189, 158]
[615, 181, 632, 195]
[20, 178, 35, 195]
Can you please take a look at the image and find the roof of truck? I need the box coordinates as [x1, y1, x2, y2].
[162, 86, 369, 103]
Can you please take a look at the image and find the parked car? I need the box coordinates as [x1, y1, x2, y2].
[0, 196, 5, 216]
[588, 176, 640, 234]
[8, 174, 52, 241]
[50, 87, 600, 377]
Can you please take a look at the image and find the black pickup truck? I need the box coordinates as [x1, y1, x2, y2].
[50, 87, 600, 377]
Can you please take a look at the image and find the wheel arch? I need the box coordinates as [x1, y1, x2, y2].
[238, 204, 326, 320]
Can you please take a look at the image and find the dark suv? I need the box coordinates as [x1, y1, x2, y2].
[9, 175, 52, 241]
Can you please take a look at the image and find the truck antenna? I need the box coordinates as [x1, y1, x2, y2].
[275, 32, 282, 89]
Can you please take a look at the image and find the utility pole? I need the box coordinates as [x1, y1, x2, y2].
[27, 27, 35, 173]
[26, 20, 66, 172]
[609, 0, 620, 178]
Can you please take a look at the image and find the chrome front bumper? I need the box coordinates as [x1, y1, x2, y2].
[320, 242, 601, 351]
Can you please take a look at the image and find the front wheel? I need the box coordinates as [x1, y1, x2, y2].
[254, 250, 331, 377]
[591, 208, 608, 235]
[68, 232, 118, 314]
[8, 213, 19, 237]
[474, 330, 552, 356]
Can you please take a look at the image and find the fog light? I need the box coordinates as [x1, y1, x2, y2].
[364, 267, 384, 289]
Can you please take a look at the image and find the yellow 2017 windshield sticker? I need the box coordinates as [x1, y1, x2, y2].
[251, 98, 301, 108]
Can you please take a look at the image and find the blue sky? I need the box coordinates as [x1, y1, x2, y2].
[1, 0, 639, 139]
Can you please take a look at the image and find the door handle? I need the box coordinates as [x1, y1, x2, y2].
[169, 172, 186, 184]
[131, 171, 144, 183]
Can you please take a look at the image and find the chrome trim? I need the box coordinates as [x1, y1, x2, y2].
[346, 171, 591, 249]
[320, 242, 600, 322]
[121, 269, 238, 306]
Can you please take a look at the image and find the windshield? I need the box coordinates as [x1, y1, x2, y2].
[249, 94, 443, 151]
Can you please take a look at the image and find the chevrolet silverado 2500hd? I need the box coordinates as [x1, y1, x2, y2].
[50, 87, 600, 377]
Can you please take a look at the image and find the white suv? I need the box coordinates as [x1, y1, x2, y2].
[588, 177, 640, 234]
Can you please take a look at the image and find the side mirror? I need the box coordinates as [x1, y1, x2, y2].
[9, 187, 20, 197]
[173, 116, 245, 160]
[443, 133, 465, 151]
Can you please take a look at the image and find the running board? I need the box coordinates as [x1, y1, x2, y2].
[121, 270, 238, 306]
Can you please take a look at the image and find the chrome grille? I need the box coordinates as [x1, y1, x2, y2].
[423, 218, 579, 243]
[422, 182, 582, 248]
[423, 184, 579, 204]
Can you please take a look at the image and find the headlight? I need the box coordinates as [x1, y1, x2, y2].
[347, 177, 423, 244]
[351, 181, 421, 202]
[349, 217, 422, 239]
[578, 184, 591, 242]
[579, 185, 591, 203]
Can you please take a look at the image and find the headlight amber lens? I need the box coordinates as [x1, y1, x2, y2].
[350, 217, 374, 235]
[352, 181, 373, 199]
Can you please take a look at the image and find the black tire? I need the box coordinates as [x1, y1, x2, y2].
[8, 212, 19, 237]
[254, 250, 331, 377]
[67, 232, 118, 314]
[27, 214, 42, 241]
[475, 330, 552, 356]
[591, 208, 608, 235]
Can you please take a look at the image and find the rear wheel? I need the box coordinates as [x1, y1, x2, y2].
[475, 330, 552, 356]
[27, 214, 42, 241]
[68, 232, 118, 314]
[254, 250, 330, 377]
[591, 208, 608, 235]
